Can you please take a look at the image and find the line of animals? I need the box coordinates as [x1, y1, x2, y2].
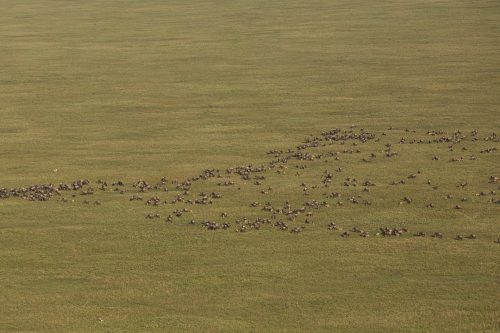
[1, 126, 498, 242]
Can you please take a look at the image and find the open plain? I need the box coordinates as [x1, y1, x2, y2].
[1, 1, 499, 332]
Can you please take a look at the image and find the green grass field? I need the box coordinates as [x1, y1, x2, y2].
[1, 1, 499, 332]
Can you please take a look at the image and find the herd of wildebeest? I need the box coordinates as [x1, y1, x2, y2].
[1, 126, 499, 242]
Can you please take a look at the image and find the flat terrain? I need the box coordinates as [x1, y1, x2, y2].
[0, 1, 499, 332]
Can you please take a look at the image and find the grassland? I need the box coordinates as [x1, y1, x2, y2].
[1, 1, 499, 332]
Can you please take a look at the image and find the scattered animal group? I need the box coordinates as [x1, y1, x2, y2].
[1, 127, 498, 242]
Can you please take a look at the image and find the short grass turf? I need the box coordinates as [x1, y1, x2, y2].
[1, 1, 499, 332]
